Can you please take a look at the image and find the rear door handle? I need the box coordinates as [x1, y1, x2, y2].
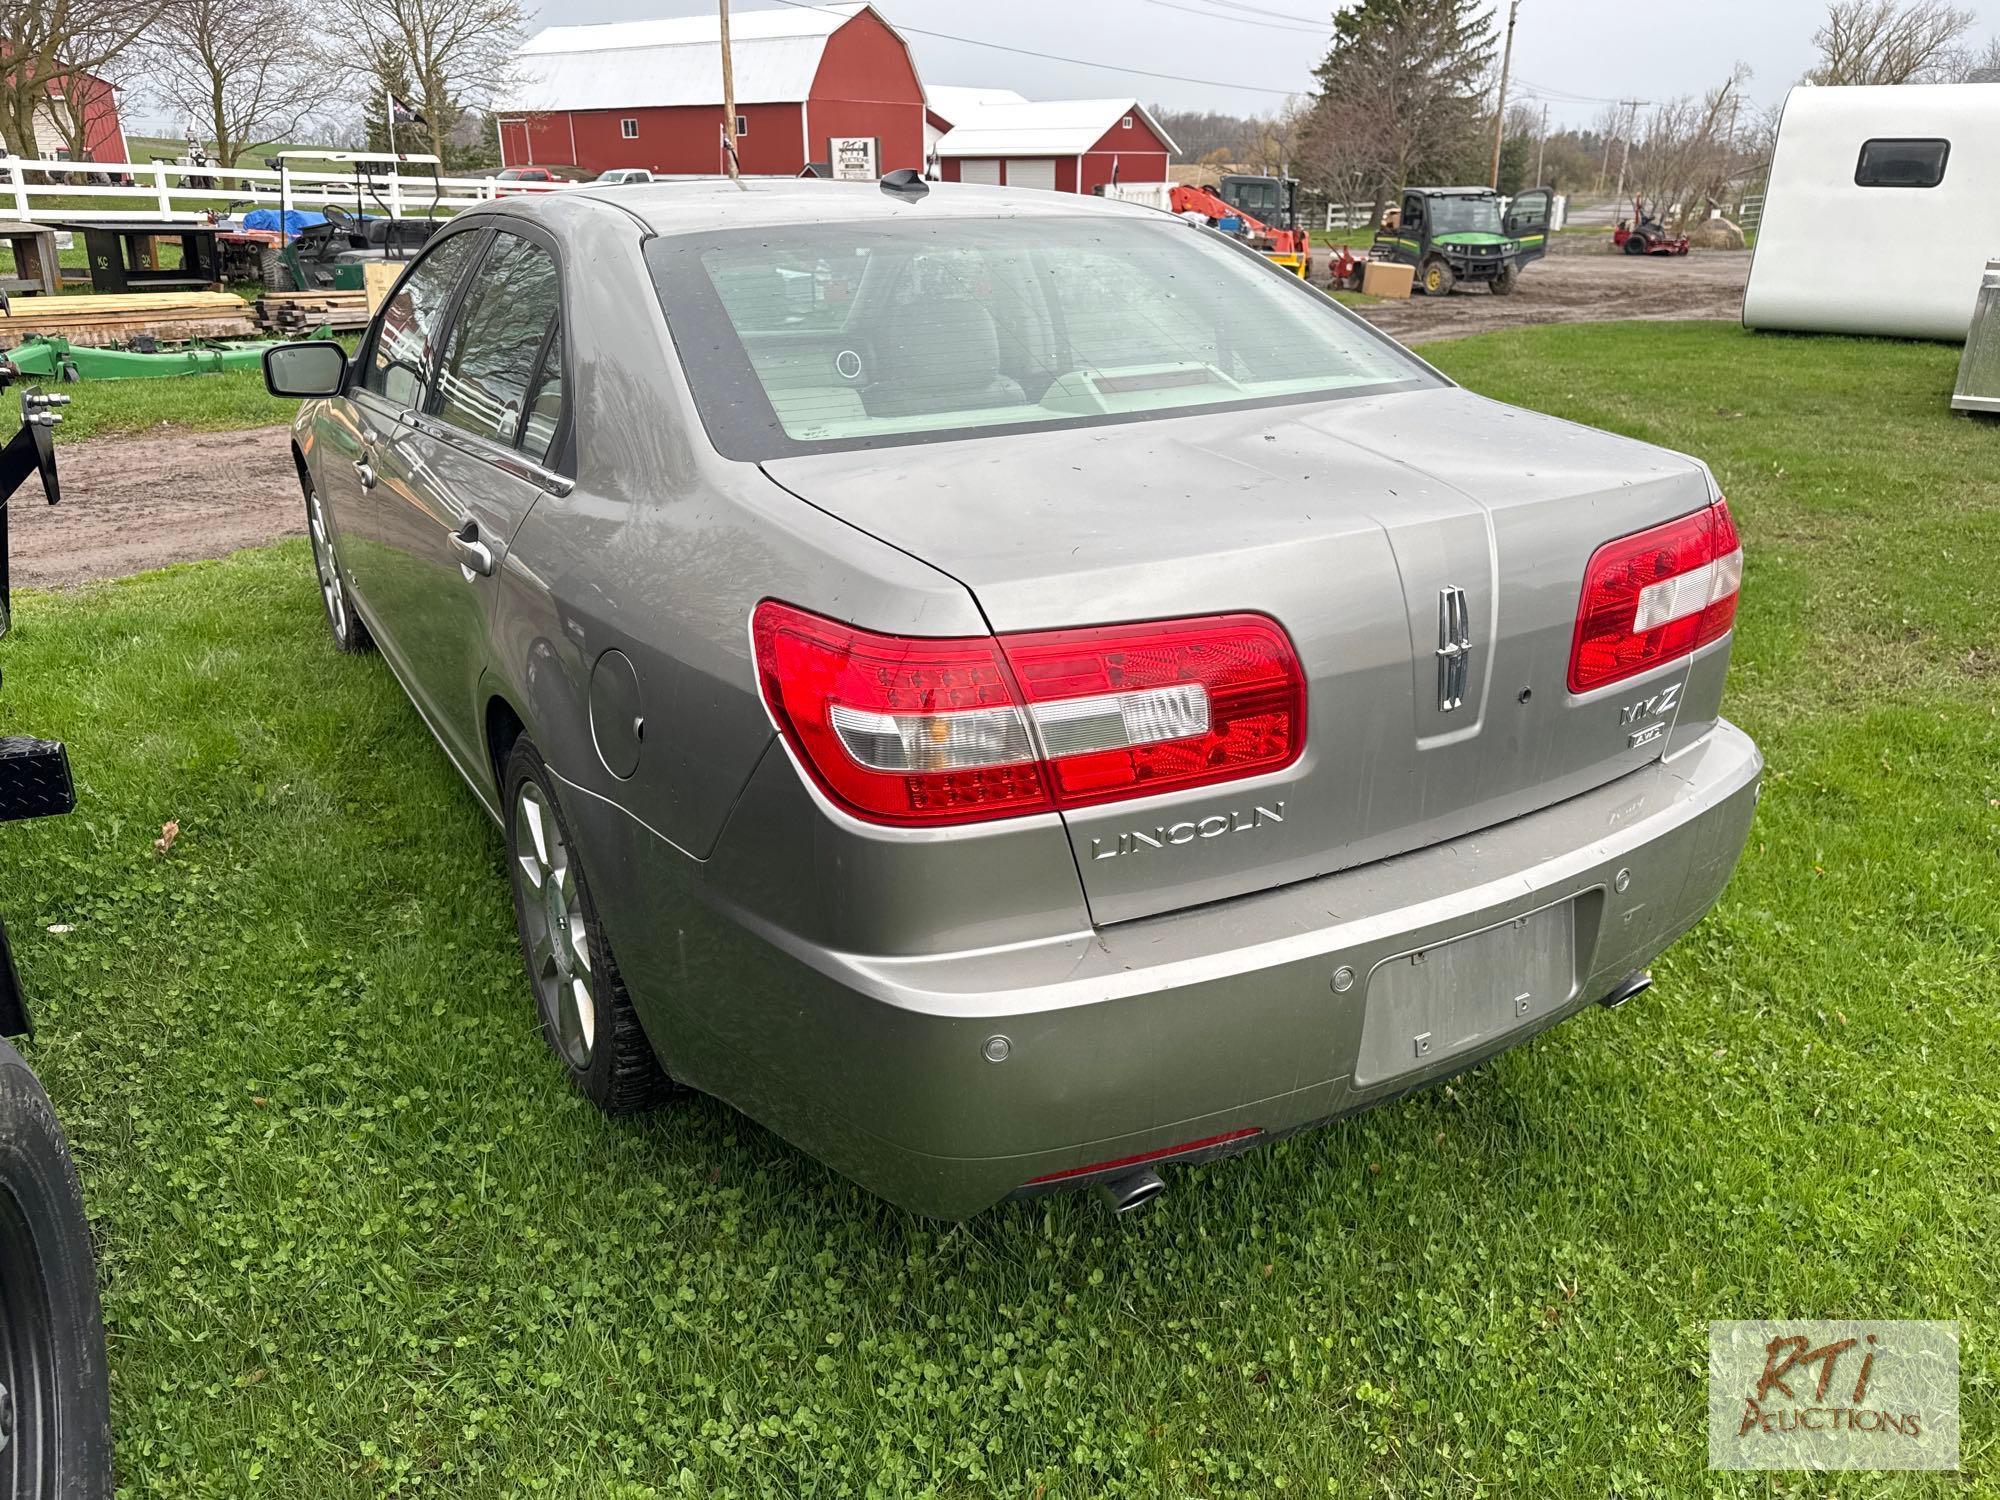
[352, 458, 377, 490]
[449, 521, 496, 578]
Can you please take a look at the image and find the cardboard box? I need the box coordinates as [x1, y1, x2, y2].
[363, 260, 402, 312]
[1361, 260, 1414, 299]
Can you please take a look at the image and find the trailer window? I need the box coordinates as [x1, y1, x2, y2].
[1855, 138, 1949, 188]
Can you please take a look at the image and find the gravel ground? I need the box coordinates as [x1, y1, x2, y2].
[1347, 247, 1752, 342]
[20, 251, 1753, 589]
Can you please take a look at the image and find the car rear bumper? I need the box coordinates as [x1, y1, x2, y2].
[640, 721, 1761, 1218]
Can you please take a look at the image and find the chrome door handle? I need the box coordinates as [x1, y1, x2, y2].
[352, 459, 377, 490]
[449, 523, 496, 578]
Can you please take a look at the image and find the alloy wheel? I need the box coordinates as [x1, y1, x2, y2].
[512, 781, 596, 1069]
[307, 488, 349, 640]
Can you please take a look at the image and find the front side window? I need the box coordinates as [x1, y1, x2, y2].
[1855, 138, 1949, 188]
[647, 216, 1433, 459]
[364, 230, 484, 408]
[432, 231, 563, 449]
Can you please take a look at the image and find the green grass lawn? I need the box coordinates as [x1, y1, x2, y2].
[0, 323, 1995, 1495]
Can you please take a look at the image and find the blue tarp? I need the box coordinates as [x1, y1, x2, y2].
[241, 208, 327, 237]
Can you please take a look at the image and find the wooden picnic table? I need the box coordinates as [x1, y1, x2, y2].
[0, 222, 63, 298]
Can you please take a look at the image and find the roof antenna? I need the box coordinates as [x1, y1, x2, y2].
[880, 168, 928, 201]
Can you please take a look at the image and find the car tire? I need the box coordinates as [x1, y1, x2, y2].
[1491, 265, 1518, 297]
[1421, 256, 1455, 296]
[0, 1038, 113, 1500]
[502, 739, 673, 1115]
[303, 478, 372, 655]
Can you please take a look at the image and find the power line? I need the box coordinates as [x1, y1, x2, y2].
[1142, 0, 1330, 34]
[1177, 0, 1331, 21]
[765, 0, 1308, 97]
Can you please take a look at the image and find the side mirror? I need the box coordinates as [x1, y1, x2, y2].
[263, 341, 348, 399]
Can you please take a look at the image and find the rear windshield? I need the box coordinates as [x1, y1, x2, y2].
[646, 216, 1434, 459]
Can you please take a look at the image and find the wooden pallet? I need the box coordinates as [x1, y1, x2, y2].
[255, 290, 370, 334]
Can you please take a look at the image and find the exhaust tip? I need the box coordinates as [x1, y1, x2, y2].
[1094, 1168, 1166, 1215]
[1600, 970, 1653, 1010]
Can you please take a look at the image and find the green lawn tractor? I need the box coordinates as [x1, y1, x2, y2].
[1371, 186, 1554, 296]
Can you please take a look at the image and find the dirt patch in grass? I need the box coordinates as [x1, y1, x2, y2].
[13, 423, 298, 588]
[1346, 250, 1751, 341]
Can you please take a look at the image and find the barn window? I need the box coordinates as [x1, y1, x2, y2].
[1854, 138, 1949, 188]
[736, 115, 748, 136]
[621, 117, 639, 139]
[1122, 115, 1134, 129]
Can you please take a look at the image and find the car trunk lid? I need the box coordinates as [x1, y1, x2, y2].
[761, 386, 1718, 926]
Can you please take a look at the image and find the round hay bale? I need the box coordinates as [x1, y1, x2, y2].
[1687, 217, 1747, 250]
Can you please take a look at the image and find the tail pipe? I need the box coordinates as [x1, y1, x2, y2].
[1094, 1168, 1166, 1215]
[1600, 970, 1653, 1010]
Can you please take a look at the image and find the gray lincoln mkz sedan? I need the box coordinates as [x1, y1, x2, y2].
[265, 177, 1759, 1218]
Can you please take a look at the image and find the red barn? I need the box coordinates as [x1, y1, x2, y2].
[929, 97, 1177, 195]
[497, 2, 923, 178]
[0, 66, 129, 166]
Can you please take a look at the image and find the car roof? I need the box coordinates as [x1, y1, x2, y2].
[545, 177, 1162, 236]
[1416, 186, 1498, 197]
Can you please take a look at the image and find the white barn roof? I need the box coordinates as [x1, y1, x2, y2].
[504, 2, 877, 112]
[933, 98, 1178, 158]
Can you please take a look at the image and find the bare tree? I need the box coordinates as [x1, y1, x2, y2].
[1628, 65, 1755, 229]
[145, 0, 334, 167]
[1, 0, 159, 166]
[323, 0, 525, 161]
[1806, 0, 1977, 84]
[1961, 35, 2000, 81]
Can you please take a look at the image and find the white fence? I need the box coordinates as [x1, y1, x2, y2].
[0, 155, 583, 224]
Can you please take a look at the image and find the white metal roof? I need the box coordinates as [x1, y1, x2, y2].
[934, 98, 1178, 159]
[503, 2, 877, 112]
[924, 85, 1029, 122]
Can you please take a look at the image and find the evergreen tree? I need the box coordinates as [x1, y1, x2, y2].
[1306, 0, 1497, 214]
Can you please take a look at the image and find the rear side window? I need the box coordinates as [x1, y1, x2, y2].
[1855, 138, 1949, 188]
[365, 231, 483, 408]
[432, 231, 562, 449]
[520, 322, 565, 465]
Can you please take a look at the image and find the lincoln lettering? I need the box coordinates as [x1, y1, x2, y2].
[1090, 803, 1286, 860]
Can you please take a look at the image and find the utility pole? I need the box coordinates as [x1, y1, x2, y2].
[1533, 101, 1548, 186]
[719, 0, 741, 183]
[1612, 99, 1640, 201]
[1488, 0, 1520, 190]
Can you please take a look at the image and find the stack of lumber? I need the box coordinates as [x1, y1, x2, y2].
[0, 291, 257, 349]
[256, 290, 370, 334]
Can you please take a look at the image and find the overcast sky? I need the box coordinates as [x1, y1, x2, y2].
[524, 0, 2000, 127]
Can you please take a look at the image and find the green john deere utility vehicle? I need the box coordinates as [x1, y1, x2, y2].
[1371, 185, 1555, 296]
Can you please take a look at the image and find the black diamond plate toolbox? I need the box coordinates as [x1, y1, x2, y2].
[0, 736, 75, 822]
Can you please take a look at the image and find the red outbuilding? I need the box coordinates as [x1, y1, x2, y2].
[497, 1, 924, 179]
[928, 96, 1178, 195]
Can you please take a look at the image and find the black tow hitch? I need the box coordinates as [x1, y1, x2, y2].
[0, 357, 75, 1038]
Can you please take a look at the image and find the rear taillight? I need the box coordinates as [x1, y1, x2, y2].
[752, 602, 1305, 827]
[1568, 499, 1742, 694]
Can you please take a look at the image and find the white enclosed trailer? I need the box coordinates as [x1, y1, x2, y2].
[1742, 83, 2000, 342]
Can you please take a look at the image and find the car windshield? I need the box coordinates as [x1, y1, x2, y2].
[647, 216, 1434, 458]
[1428, 196, 1503, 235]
